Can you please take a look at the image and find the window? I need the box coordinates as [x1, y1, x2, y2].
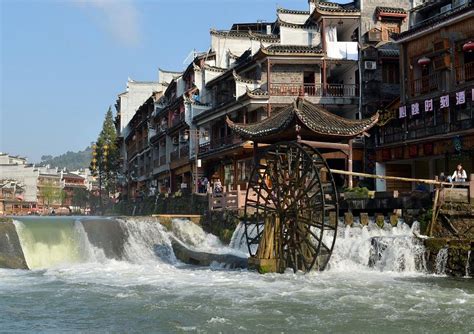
[382, 63, 400, 84]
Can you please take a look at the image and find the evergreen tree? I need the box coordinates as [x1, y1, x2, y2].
[90, 107, 120, 205]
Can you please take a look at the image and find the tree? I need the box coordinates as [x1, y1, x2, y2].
[40, 181, 65, 209]
[71, 187, 89, 211]
[90, 107, 120, 213]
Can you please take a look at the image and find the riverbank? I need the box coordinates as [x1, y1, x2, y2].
[1, 216, 473, 333]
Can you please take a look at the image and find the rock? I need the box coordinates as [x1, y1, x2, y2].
[171, 239, 247, 269]
[81, 218, 127, 260]
[0, 222, 28, 269]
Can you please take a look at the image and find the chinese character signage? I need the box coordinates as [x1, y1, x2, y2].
[424, 99, 433, 112]
[399, 105, 407, 118]
[411, 102, 420, 116]
[440, 95, 450, 108]
[455, 90, 465, 105]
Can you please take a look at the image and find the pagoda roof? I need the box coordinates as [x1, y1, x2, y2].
[227, 98, 378, 142]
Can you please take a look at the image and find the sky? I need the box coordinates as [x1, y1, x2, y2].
[0, 0, 346, 163]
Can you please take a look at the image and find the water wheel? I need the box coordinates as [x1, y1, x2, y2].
[244, 141, 338, 273]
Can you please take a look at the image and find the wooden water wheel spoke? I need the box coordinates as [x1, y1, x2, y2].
[244, 142, 338, 272]
[301, 228, 331, 253]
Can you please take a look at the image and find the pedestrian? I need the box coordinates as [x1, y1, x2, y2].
[202, 177, 209, 193]
[214, 178, 223, 195]
[451, 163, 467, 182]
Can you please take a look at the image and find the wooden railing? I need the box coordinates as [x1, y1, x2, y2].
[269, 83, 358, 97]
[410, 73, 439, 97]
[209, 185, 249, 211]
[455, 62, 474, 83]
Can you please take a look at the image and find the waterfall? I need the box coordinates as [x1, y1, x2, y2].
[466, 250, 471, 277]
[435, 248, 449, 275]
[13, 218, 103, 269]
[118, 217, 176, 264]
[229, 222, 248, 254]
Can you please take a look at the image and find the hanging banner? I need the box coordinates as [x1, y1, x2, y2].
[399, 105, 407, 118]
[455, 90, 465, 105]
[424, 98, 433, 112]
[411, 102, 420, 116]
[440, 95, 450, 109]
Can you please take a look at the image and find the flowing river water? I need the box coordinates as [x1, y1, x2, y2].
[1, 216, 473, 333]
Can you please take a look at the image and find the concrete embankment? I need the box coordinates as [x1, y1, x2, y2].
[0, 219, 28, 269]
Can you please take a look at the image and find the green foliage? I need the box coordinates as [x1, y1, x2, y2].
[40, 182, 65, 208]
[344, 186, 369, 199]
[71, 188, 90, 209]
[40, 148, 92, 170]
[417, 209, 432, 235]
[90, 107, 120, 196]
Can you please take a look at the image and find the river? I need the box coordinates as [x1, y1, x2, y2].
[1, 217, 473, 333]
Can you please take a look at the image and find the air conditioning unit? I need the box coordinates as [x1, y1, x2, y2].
[368, 30, 381, 42]
[364, 61, 377, 70]
[440, 4, 452, 13]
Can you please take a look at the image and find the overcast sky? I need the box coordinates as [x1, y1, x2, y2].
[1, 0, 349, 162]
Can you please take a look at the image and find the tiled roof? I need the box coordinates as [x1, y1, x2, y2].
[314, 1, 360, 13]
[227, 98, 378, 141]
[376, 6, 407, 15]
[378, 48, 400, 58]
[395, 2, 473, 41]
[278, 18, 318, 29]
[260, 45, 324, 55]
[277, 8, 309, 15]
[210, 29, 280, 42]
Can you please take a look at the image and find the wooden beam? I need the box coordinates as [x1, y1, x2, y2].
[327, 169, 452, 186]
[298, 140, 350, 153]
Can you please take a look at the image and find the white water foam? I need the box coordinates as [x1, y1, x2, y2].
[229, 222, 248, 254]
[435, 248, 449, 275]
[13, 219, 105, 269]
[319, 221, 425, 273]
[118, 217, 177, 264]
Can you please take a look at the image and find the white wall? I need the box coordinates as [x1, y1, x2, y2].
[0, 164, 40, 202]
[278, 12, 310, 25]
[280, 26, 320, 46]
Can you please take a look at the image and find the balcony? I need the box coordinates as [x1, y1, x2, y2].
[410, 73, 440, 97]
[171, 113, 185, 128]
[198, 134, 242, 155]
[378, 116, 474, 146]
[455, 62, 474, 83]
[179, 145, 189, 159]
[170, 150, 179, 161]
[269, 83, 358, 97]
[159, 155, 166, 166]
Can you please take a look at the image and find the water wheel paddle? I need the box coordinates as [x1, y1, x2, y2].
[244, 141, 338, 273]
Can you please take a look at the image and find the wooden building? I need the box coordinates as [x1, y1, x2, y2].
[375, 0, 474, 191]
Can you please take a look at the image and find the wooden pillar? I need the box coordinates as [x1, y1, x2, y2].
[321, 18, 327, 96]
[470, 174, 474, 207]
[253, 141, 259, 165]
[348, 139, 353, 189]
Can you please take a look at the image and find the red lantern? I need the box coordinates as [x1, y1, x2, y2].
[462, 41, 474, 52]
[418, 56, 431, 66]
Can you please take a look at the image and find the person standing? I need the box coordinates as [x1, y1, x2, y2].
[451, 163, 467, 182]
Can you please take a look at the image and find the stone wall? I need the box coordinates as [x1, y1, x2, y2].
[0, 219, 28, 269]
[112, 194, 209, 216]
